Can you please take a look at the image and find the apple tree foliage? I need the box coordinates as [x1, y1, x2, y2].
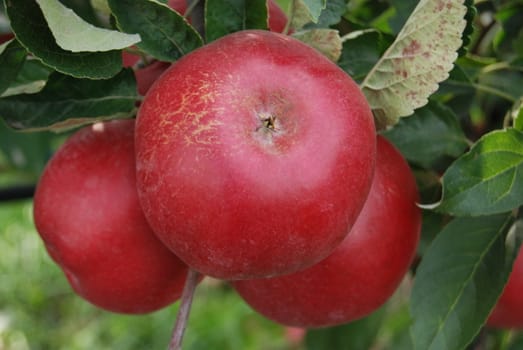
[0, 0, 522, 349]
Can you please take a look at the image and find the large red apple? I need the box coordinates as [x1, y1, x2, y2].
[33, 119, 189, 314]
[233, 136, 421, 327]
[487, 246, 523, 328]
[168, 0, 288, 32]
[135, 30, 376, 280]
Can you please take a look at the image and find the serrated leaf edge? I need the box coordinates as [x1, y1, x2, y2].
[360, 0, 468, 129]
[438, 128, 523, 215]
[36, 0, 141, 52]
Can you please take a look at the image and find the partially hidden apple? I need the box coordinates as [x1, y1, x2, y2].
[0, 32, 14, 44]
[233, 136, 421, 327]
[121, 50, 141, 68]
[266, 0, 288, 33]
[134, 60, 171, 96]
[168, 0, 289, 32]
[121, 53, 171, 96]
[135, 30, 376, 280]
[487, 246, 523, 328]
[123, 0, 289, 97]
[33, 119, 190, 314]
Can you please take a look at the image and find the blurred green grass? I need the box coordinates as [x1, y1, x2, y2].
[0, 200, 296, 350]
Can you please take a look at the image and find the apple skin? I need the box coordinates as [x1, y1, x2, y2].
[168, 0, 288, 32]
[121, 50, 140, 68]
[266, 0, 288, 33]
[487, 247, 523, 328]
[135, 30, 376, 280]
[0, 32, 14, 44]
[135, 60, 171, 96]
[232, 136, 421, 328]
[33, 119, 190, 314]
[121, 54, 171, 96]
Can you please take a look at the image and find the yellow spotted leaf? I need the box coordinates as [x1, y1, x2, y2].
[360, 0, 468, 129]
[292, 29, 342, 62]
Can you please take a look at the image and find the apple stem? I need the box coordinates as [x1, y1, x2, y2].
[168, 268, 201, 350]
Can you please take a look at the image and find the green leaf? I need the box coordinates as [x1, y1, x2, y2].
[1, 59, 52, 97]
[415, 169, 443, 205]
[360, 0, 468, 129]
[436, 64, 475, 98]
[300, 0, 326, 23]
[0, 120, 54, 176]
[291, 0, 326, 30]
[59, 0, 101, 26]
[417, 210, 446, 256]
[5, 0, 122, 79]
[458, 0, 476, 56]
[392, 0, 474, 56]
[109, 0, 203, 62]
[91, 0, 111, 16]
[514, 98, 523, 132]
[303, 0, 346, 29]
[305, 307, 385, 350]
[205, 0, 268, 42]
[0, 39, 27, 95]
[0, 69, 137, 132]
[378, 302, 415, 350]
[382, 101, 469, 169]
[438, 128, 523, 216]
[0, 5, 7, 33]
[338, 30, 393, 84]
[410, 214, 516, 350]
[479, 69, 523, 102]
[292, 29, 342, 62]
[493, 2, 523, 56]
[387, 0, 418, 34]
[35, 0, 140, 52]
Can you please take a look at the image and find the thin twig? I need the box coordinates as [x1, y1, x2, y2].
[168, 268, 201, 350]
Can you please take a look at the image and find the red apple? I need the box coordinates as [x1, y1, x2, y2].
[33, 119, 190, 314]
[121, 51, 171, 96]
[487, 247, 523, 328]
[124, 0, 289, 96]
[135, 30, 376, 280]
[233, 136, 421, 327]
[168, 0, 288, 32]
[168, 0, 187, 15]
[0, 32, 14, 44]
[266, 0, 288, 33]
[121, 50, 141, 68]
[135, 60, 171, 96]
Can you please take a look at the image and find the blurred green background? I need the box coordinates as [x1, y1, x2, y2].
[0, 199, 296, 350]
